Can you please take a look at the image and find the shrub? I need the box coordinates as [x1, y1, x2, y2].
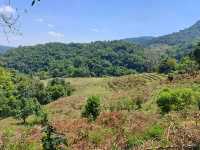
[82, 96, 101, 121]
[143, 124, 164, 140]
[109, 98, 136, 112]
[157, 88, 194, 114]
[88, 128, 112, 145]
[197, 99, 200, 110]
[127, 135, 143, 149]
[45, 78, 73, 103]
[42, 123, 68, 150]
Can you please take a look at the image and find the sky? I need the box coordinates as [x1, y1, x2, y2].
[1, 0, 200, 46]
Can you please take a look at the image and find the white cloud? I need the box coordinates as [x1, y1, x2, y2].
[35, 18, 44, 23]
[0, 5, 15, 18]
[90, 28, 100, 33]
[48, 31, 64, 38]
[47, 24, 55, 28]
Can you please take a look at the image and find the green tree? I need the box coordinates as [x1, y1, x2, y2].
[15, 98, 41, 124]
[193, 42, 200, 65]
[157, 88, 194, 114]
[159, 58, 176, 74]
[41, 114, 68, 150]
[82, 96, 101, 121]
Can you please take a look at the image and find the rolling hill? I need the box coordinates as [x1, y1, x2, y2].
[124, 20, 200, 58]
[1, 41, 154, 78]
[0, 45, 12, 54]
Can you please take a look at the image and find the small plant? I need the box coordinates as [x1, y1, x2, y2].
[109, 98, 135, 112]
[144, 124, 164, 140]
[41, 113, 68, 150]
[127, 135, 143, 149]
[197, 99, 200, 110]
[82, 96, 101, 121]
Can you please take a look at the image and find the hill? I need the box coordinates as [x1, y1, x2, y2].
[124, 36, 155, 45]
[1, 72, 200, 149]
[124, 20, 200, 58]
[1, 41, 155, 78]
[0, 45, 12, 54]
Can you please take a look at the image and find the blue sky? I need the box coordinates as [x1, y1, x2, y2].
[1, 0, 200, 46]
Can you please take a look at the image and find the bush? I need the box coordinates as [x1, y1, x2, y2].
[127, 135, 143, 149]
[109, 98, 136, 112]
[143, 124, 164, 140]
[157, 88, 194, 114]
[82, 96, 101, 121]
[45, 78, 73, 103]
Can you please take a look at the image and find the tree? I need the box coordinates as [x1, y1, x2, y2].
[82, 96, 101, 121]
[15, 98, 41, 124]
[176, 56, 199, 74]
[41, 113, 68, 150]
[157, 88, 194, 114]
[158, 58, 176, 74]
[0, 67, 16, 117]
[46, 78, 73, 103]
[193, 42, 200, 65]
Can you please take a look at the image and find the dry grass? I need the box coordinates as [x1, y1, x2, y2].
[1, 73, 200, 149]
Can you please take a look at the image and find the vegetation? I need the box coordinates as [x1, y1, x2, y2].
[1, 41, 155, 78]
[157, 88, 195, 114]
[82, 96, 101, 121]
[2, 18, 200, 150]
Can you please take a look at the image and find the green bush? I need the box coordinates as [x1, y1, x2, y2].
[82, 96, 101, 121]
[109, 98, 136, 112]
[144, 124, 164, 140]
[45, 78, 73, 103]
[157, 88, 194, 114]
[127, 135, 143, 149]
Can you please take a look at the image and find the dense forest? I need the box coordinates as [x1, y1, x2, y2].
[1, 41, 155, 78]
[1, 21, 200, 78]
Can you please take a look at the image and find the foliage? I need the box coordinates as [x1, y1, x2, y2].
[109, 98, 136, 112]
[143, 124, 164, 140]
[15, 98, 41, 123]
[2, 41, 153, 77]
[176, 56, 199, 74]
[41, 113, 68, 150]
[82, 96, 101, 121]
[193, 42, 200, 65]
[158, 58, 176, 74]
[42, 123, 68, 150]
[157, 88, 195, 114]
[46, 78, 73, 102]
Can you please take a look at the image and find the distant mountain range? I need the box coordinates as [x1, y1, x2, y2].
[0, 45, 13, 54]
[124, 20, 200, 47]
[123, 20, 200, 58]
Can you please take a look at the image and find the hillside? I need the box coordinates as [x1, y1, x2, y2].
[0, 45, 12, 54]
[1, 73, 200, 149]
[1, 41, 155, 78]
[125, 20, 200, 58]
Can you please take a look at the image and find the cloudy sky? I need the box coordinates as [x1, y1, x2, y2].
[0, 0, 200, 46]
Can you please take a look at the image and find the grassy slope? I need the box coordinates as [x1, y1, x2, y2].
[1, 73, 200, 149]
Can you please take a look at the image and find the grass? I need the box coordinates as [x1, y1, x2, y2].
[1, 73, 200, 149]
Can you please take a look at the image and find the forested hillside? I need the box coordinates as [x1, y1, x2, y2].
[125, 20, 200, 59]
[1, 41, 155, 78]
[0, 45, 12, 54]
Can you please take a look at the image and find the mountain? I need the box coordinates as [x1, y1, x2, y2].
[0, 45, 13, 54]
[1, 41, 156, 78]
[124, 36, 155, 45]
[125, 21, 200, 46]
[124, 20, 200, 58]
